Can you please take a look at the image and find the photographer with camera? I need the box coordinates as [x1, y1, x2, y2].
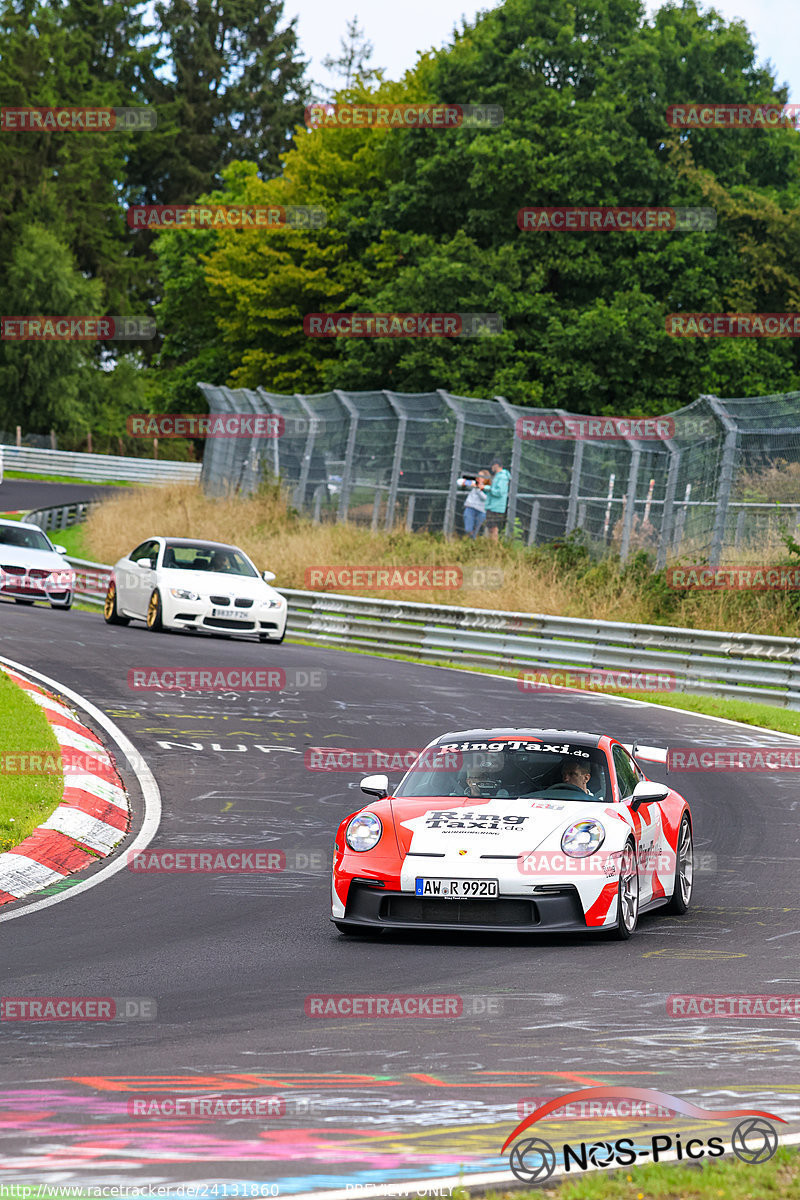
[457, 468, 491, 538]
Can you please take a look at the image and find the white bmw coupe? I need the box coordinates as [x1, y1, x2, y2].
[103, 537, 287, 642]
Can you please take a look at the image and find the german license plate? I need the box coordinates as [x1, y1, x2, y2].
[211, 607, 249, 619]
[415, 878, 499, 898]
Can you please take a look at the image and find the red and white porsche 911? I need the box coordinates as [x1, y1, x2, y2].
[331, 728, 693, 940]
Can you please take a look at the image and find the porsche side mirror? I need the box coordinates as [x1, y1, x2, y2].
[262, 570, 276, 583]
[630, 780, 669, 811]
[360, 773, 389, 798]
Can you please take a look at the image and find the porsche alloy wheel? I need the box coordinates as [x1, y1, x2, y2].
[613, 842, 639, 939]
[666, 815, 693, 914]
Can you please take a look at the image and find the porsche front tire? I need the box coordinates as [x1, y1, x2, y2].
[611, 841, 639, 940]
[665, 814, 693, 914]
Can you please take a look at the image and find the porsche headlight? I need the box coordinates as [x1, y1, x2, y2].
[346, 812, 382, 852]
[561, 820, 605, 858]
[170, 588, 200, 601]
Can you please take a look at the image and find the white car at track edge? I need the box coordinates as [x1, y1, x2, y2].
[103, 536, 287, 642]
[0, 518, 75, 609]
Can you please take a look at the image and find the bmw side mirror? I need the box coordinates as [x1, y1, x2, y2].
[262, 570, 276, 583]
[53, 545, 67, 555]
[360, 773, 389, 798]
[630, 780, 669, 811]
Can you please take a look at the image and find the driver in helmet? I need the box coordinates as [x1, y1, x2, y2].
[458, 756, 509, 798]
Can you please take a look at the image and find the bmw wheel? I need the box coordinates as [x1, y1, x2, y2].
[665, 814, 693, 914]
[146, 589, 164, 632]
[104, 582, 130, 625]
[612, 841, 639, 940]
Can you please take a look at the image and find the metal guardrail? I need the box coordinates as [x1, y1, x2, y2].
[66, 563, 800, 710]
[24, 502, 95, 531]
[0, 444, 201, 483]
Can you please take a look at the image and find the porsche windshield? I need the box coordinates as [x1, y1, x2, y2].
[394, 741, 611, 803]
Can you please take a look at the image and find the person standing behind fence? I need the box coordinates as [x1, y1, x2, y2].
[484, 455, 510, 540]
[459, 468, 491, 538]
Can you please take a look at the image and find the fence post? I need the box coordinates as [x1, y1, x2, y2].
[565, 436, 584, 534]
[527, 499, 540, 546]
[293, 394, 318, 509]
[706, 395, 738, 567]
[405, 494, 416, 531]
[656, 439, 681, 570]
[383, 391, 408, 531]
[734, 508, 746, 550]
[334, 390, 359, 523]
[495, 395, 521, 537]
[619, 439, 641, 562]
[439, 391, 465, 538]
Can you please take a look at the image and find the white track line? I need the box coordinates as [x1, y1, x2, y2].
[0, 654, 161, 923]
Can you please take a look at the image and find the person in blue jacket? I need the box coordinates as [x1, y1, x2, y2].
[483, 455, 510, 541]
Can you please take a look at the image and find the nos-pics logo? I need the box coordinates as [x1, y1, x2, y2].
[502, 1087, 783, 1183]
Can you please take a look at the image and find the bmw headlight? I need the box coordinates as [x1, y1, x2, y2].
[170, 588, 200, 601]
[261, 598, 282, 608]
[345, 812, 382, 852]
[561, 820, 605, 857]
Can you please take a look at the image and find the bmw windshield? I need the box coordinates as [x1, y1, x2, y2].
[394, 740, 611, 803]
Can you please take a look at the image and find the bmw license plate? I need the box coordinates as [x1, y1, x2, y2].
[211, 607, 249, 619]
[415, 878, 498, 898]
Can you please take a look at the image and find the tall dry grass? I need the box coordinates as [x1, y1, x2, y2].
[80, 482, 800, 635]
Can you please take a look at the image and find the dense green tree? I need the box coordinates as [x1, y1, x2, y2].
[127, 0, 310, 207]
[158, 0, 800, 411]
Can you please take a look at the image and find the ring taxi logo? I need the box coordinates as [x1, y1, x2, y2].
[502, 1087, 783, 1182]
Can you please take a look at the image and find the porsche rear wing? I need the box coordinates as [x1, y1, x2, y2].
[623, 743, 669, 771]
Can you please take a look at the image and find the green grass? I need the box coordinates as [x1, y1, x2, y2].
[3, 469, 135, 486]
[44, 522, 88, 557]
[0, 670, 64, 851]
[456, 1145, 799, 1199]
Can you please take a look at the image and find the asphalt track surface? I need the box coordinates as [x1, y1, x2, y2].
[0, 478, 123, 512]
[1, 601, 799, 1191]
